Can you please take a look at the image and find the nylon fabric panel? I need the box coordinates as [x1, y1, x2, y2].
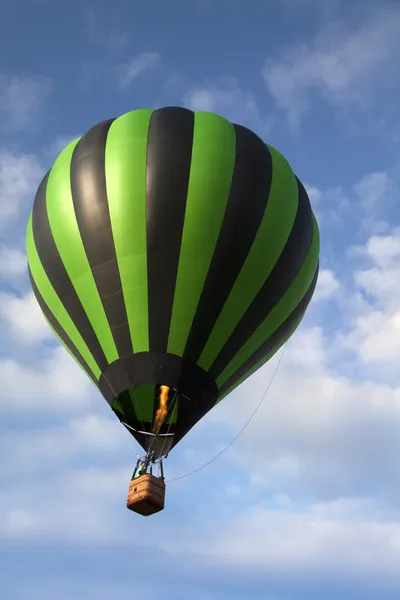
[146, 107, 194, 354]
[29, 174, 105, 376]
[28, 267, 98, 384]
[183, 124, 273, 364]
[129, 385, 155, 422]
[209, 175, 312, 379]
[218, 266, 318, 399]
[112, 398, 123, 414]
[105, 109, 153, 352]
[167, 112, 236, 356]
[45, 139, 118, 364]
[216, 216, 320, 387]
[70, 119, 133, 359]
[198, 144, 298, 371]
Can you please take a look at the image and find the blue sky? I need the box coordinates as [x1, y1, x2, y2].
[1, 0, 400, 598]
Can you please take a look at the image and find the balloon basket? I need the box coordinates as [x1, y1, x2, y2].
[127, 473, 166, 516]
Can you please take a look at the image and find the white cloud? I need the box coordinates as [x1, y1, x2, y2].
[117, 52, 161, 89]
[314, 269, 340, 301]
[262, 7, 400, 126]
[0, 74, 53, 131]
[0, 414, 129, 477]
[342, 229, 400, 366]
[183, 76, 272, 136]
[304, 181, 350, 225]
[306, 170, 393, 232]
[353, 172, 395, 233]
[353, 172, 393, 214]
[3, 423, 400, 593]
[355, 265, 399, 310]
[0, 466, 128, 542]
[5, 457, 400, 593]
[305, 183, 323, 205]
[285, 326, 326, 369]
[0, 149, 42, 228]
[349, 309, 400, 364]
[197, 499, 400, 579]
[0, 245, 27, 279]
[363, 230, 400, 269]
[0, 291, 52, 344]
[0, 345, 96, 414]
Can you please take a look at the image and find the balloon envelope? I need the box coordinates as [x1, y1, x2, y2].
[26, 107, 319, 457]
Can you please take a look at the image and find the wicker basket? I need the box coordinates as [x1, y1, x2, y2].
[127, 474, 166, 516]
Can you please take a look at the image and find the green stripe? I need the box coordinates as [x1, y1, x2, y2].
[217, 313, 302, 402]
[112, 397, 123, 413]
[105, 110, 153, 352]
[216, 216, 320, 387]
[198, 145, 298, 370]
[26, 215, 101, 379]
[129, 385, 155, 422]
[45, 140, 118, 364]
[167, 113, 236, 356]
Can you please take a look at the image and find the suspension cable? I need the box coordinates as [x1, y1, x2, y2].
[103, 371, 144, 461]
[165, 344, 287, 483]
[158, 390, 179, 458]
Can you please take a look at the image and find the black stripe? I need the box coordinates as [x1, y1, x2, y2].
[31, 172, 108, 372]
[98, 352, 217, 407]
[146, 106, 194, 354]
[183, 124, 273, 364]
[70, 119, 133, 359]
[28, 267, 98, 385]
[218, 265, 319, 397]
[209, 176, 313, 379]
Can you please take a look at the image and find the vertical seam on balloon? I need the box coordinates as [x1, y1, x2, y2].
[70, 119, 134, 360]
[105, 109, 154, 354]
[145, 107, 195, 354]
[166, 112, 236, 357]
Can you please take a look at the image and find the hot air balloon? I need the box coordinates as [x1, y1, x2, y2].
[26, 106, 319, 516]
